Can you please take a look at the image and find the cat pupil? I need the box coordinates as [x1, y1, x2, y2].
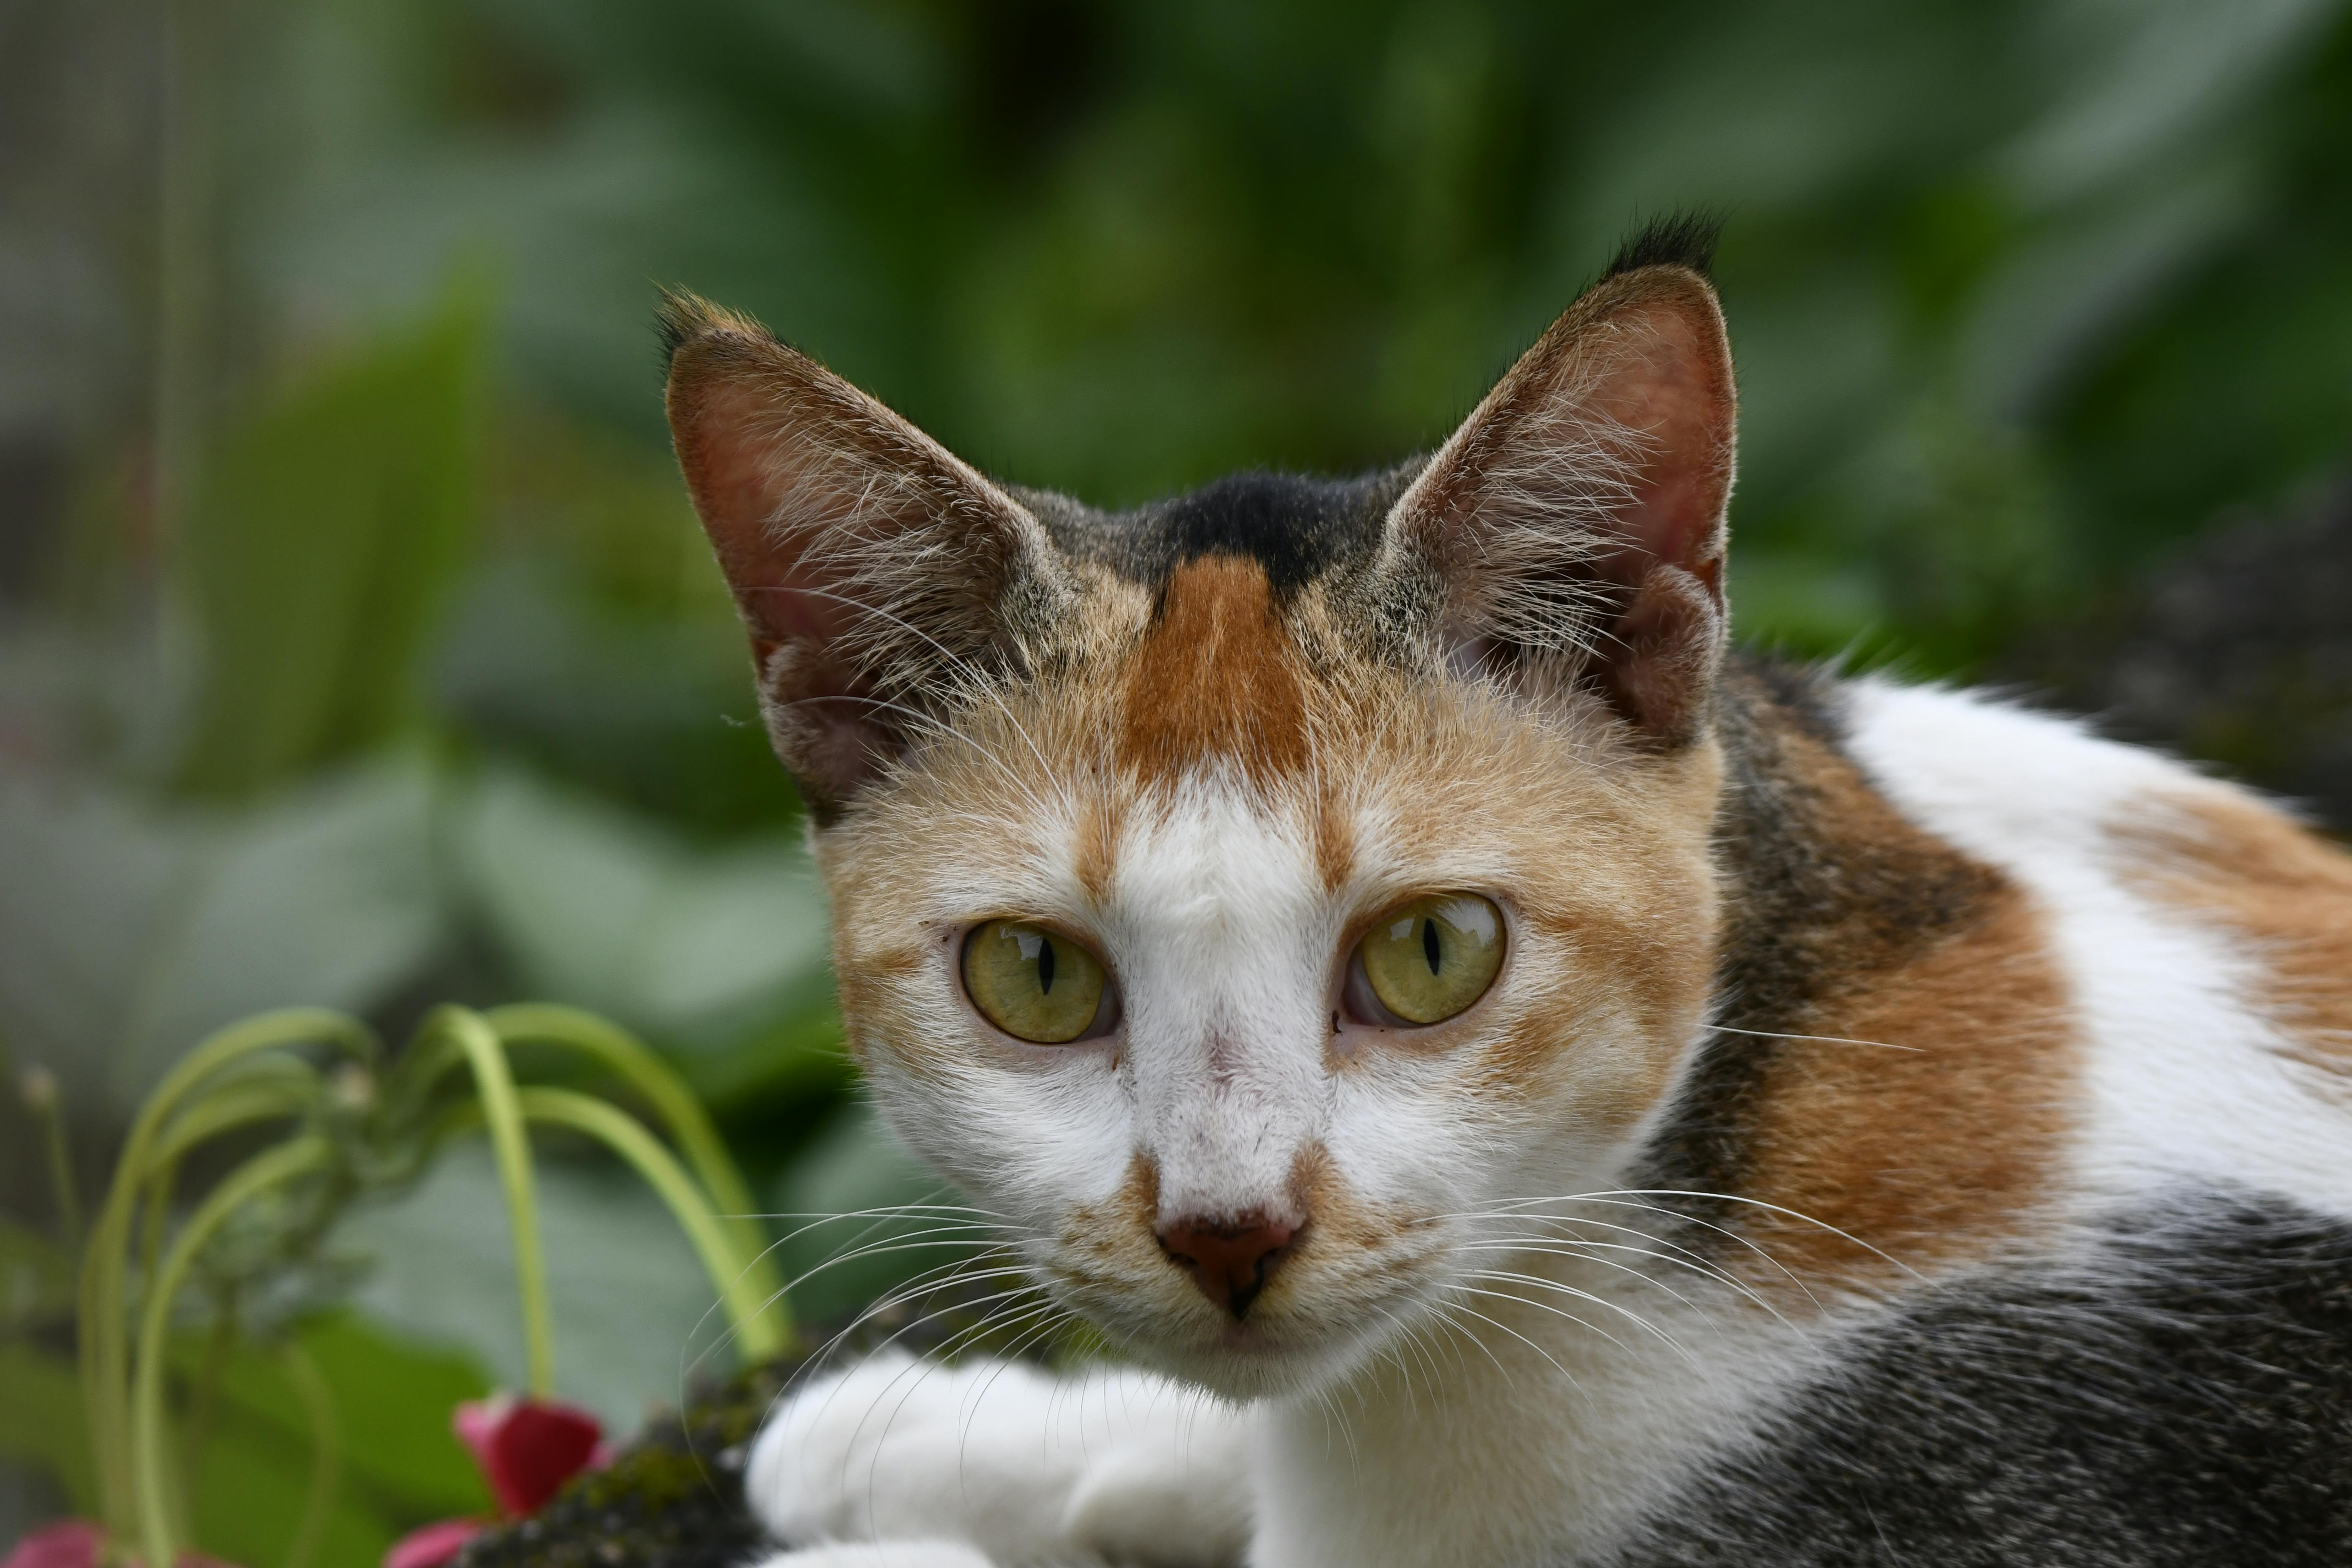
[1423, 918, 1442, 975]
[1038, 937, 1056, 994]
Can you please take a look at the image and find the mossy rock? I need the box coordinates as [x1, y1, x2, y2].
[458, 1358, 790, 1568]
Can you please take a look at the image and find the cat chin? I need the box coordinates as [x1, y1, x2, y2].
[1100, 1308, 1407, 1404]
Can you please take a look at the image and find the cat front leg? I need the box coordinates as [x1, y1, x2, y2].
[746, 1351, 1255, 1568]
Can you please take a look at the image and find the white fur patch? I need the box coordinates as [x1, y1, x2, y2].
[1844, 680, 2352, 1220]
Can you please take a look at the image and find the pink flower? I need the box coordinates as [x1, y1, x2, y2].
[3, 1522, 102, 1568]
[2, 1520, 236, 1568]
[452, 1394, 606, 1519]
[378, 1394, 607, 1568]
[379, 1519, 483, 1568]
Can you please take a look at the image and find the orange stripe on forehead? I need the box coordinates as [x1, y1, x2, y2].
[1119, 554, 1311, 783]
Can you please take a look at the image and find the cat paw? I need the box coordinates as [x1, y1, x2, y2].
[746, 1545, 995, 1568]
[746, 1352, 1253, 1568]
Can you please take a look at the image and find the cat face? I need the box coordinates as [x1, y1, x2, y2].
[667, 226, 1738, 1396]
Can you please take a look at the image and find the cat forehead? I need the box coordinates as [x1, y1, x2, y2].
[1018, 465, 1421, 597]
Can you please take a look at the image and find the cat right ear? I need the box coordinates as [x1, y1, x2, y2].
[662, 293, 1058, 818]
[1382, 226, 1737, 743]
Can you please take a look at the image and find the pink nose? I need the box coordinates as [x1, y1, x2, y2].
[1157, 1215, 1298, 1319]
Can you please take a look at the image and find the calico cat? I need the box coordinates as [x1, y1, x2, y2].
[660, 219, 2352, 1568]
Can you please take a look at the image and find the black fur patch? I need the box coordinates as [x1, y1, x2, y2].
[1021, 466, 1418, 601]
[1602, 213, 1724, 281]
[1609, 1192, 2352, 1566]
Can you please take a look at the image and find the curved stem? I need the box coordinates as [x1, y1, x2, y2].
[139, 1074, 319, 1293]
[81, 1010, 372, 1538]
[484, 1005, 779, 1293]
[278, 1342, 338, 1568]
[131, 1136, 332, 1568]
[427, 1007, 553, 1396]
[511, 1087, 787, 1361]
[150, 1075, 318, 1168]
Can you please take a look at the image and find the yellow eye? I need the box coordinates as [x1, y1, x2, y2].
[1354, 894, 1505, 1025]
[961, 920, 1113, 1043]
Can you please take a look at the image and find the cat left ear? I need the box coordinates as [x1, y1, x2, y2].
[1383, 239, 1736, 743]
[662, 292, 1061, 818]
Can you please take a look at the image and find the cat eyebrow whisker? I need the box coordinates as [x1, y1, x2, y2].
[772, 684, 1060, 823]
[762, 582, 1078, 822]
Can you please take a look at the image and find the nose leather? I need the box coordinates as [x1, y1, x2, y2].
[1157, 1215, 1298, 1319]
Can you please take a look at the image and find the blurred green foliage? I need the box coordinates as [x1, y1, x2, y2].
[177, 294, 486, 799]
[4, 0, 2352, 1557]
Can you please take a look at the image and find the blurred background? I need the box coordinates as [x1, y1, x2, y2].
[3, 0, 2350, 1558]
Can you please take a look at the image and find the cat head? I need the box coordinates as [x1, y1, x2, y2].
[666, 220, 1737, 1397]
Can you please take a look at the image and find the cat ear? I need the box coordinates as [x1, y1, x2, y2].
[1383, 242, 1736, 742]
[662, 293, 1059, 817]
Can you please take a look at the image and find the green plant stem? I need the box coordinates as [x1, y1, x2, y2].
[150, 1076, 319, 1167]
[19, 1067, 85, 1255]
[132, 1135, 331, 1568]
[174, 1287, 240, 1547]
[485, 1004, 787, 1334]
[278, 1342, 338, 1568]
[510, 1087, 787, 1361]
[80, 1009, 373, 1539]
[428, 1007, 554, 1397]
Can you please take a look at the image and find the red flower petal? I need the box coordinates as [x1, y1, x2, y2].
[381, 1519, 482, 1568]
[3, 1521, 101, 1568]
[449, 1394, 604, 1517]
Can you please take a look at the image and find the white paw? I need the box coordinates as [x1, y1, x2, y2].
[746, 1352, 1254, 1568]
[746, 1545, 996, 1568]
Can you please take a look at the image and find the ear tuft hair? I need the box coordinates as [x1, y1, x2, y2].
[1601, 212, 1724, 281]
[654, 287, 773, 372]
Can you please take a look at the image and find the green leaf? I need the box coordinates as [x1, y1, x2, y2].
[152, 1312, 494, 1566]
[0, 1341, 96, 1516]
[176, 288, 487, 799]
[455, 768, 832, 1045]
[0, 761, 444, 1116]
[193, 1313, 495, 1519]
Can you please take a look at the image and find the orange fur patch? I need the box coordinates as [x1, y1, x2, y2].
[1119, 556, 1309, 783]
[2115, 792, 2352, 1086]
[1729, 727, 2076, 1292]
[1739, 884, 2073, 1289]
